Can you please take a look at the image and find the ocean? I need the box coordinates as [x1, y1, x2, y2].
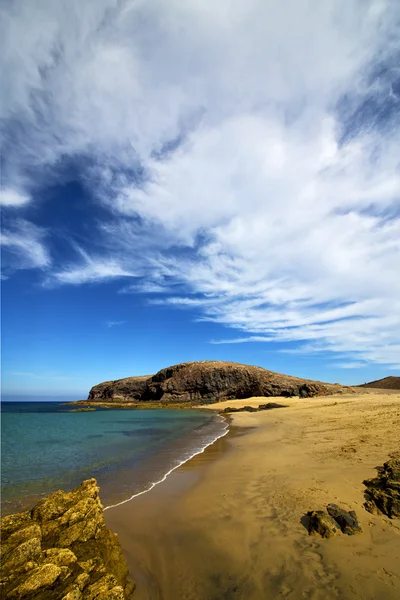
[0, 401, 228, 514]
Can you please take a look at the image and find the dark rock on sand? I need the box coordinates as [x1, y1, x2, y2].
[363, 458, 400, 518]
[258, 403, 288, 410]
[0, 479, 134, 599]
[326, 504, 363, 535]
[220, 402, 288, 413]
[306, 510, 341, 538]
[87, 361, 344, 405]
[306, 504, 362, 538]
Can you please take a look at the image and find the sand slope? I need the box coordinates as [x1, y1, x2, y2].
[106, 392, 400, 600]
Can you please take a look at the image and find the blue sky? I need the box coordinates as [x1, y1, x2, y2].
[1, 0, 399, 397]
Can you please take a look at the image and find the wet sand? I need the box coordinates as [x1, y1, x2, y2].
[105, 392, 400, 599]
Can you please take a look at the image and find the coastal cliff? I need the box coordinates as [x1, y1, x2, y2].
[0, 479, 134, 599]
[88, 375, 150, 402]
[87, 361, 344, 405]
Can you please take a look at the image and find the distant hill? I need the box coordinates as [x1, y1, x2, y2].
[87, 361, 346, 405]
[359, 376, 400, 390]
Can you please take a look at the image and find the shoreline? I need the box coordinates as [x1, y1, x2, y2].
[103, 413, 230, 511]
[0, 405, 229, 516]
[105, 391, 400, 600]
[102, 388, 399, 511]
[3, 391, 399, 598]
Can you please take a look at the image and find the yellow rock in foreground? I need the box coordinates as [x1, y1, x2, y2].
[0, 479, 135, 599]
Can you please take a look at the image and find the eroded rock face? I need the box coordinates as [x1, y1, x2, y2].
[0, 479, 134, 599]
[364, 458, 400, 518]
[88, 375, 150, 402]
[87, 361, 342, 404]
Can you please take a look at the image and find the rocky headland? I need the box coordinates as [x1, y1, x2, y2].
[84, 361, 346, 406]
[0, 479, 134, 600]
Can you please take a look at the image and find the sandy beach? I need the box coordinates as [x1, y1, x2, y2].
[105, 391, 400, 600]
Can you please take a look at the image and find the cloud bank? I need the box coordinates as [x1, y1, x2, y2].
[1, 0, 399, 367]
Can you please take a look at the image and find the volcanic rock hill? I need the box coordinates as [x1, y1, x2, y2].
[359, 376, 400, 390]
[87, 361, 344, 405]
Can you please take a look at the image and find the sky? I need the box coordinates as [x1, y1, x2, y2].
[1, 0, 399, 397]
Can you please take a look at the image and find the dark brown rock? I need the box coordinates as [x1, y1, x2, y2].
[88, 375, 151, 402]
[87, 361, 343, 405]
[326, 504, 362, 535]
[298, 383, 328, 398]
[307, 510, 341, 538]
[363, 458, 400, 518]
[220, 402, 288, 413]
[359, 376, 400, 390]
[257, 402, 288, 410]
[0, 479, 134, 599]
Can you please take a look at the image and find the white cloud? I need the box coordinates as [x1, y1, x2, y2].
[106, 320, 126, 328]
[1, 0, 400, 367]
[2, 1, 396, 183]
[11, 372, 75, 381]
[0, 188, 30, 207]
[334, 362, 368, 369]
[49, 250, 137, 285]
[1, 219, 50, 270]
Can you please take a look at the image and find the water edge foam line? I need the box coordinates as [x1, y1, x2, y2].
[103, 414, 229, 511]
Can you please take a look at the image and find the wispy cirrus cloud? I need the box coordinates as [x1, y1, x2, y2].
[1, 0, 399, 368]
[105, 320, 126, 328]
[1, 219, 50, 272]
[11, 371, 76, 381]
[334, 362, 368, 370]
[51, 260, 135, 285]
[47, 246, 137, 285]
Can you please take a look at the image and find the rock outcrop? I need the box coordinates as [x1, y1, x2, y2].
[87, 361, 343, 405]
[88, 375, 150, 402]
[306, 510, 341, 538]
[0, 479, 134, 599]
[363, 458, 400, 518]
[326, 504, 362, 535]
[306, 505, 362, 538]
[220, 402, 288, 413]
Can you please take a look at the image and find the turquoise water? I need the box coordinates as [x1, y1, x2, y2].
[1, 402, 227, 513]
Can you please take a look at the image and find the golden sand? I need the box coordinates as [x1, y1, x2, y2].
[105, 391, 400, 599]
